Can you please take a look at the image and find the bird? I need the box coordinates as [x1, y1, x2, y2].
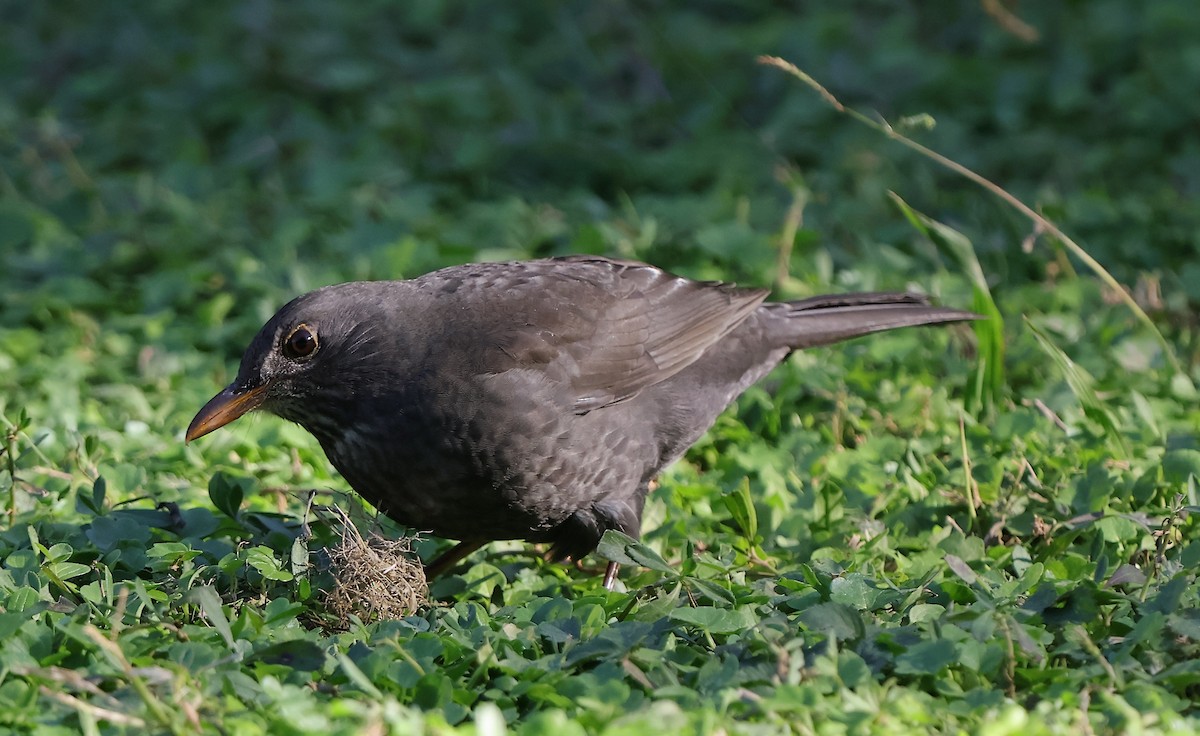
[187, 255, 977, 588]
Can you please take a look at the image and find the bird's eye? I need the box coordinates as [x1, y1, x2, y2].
[282, 324, 318, 361]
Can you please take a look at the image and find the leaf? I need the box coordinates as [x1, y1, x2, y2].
[1104, 564, 1147, 588]
[337, 652, 384, 698]
[837, 651, 871, 687]
[76, 476, 107, 515]
[631, 583, 681, 622]
[147, 542, 198, 560]
[0, 601, 47, 639]
[669, 606, 757, 634]
[251, 640, 326, 671]
[461, 563, 504, 600]
[1026, 318, 1129, 459]
[290, 537, 310, 577]
[908, 603, 946, 625]
[895, 640, 958, 675]
[694, 654, 741, 694]
[595, 530, 675, 574]
[563, 621, 658, 666]
[1042, 586, 1101, 627]
[208, 471, 246, 519]
[1145, 574, 1188, 615]
[686, 577, 736, 607]
[1117, 611, 1166, 653]
[944, 554, 978, 586]
[830, 574, 895, 611]
[45, 562, 91, 582]
[188, 585, 235, 650]
[1181, 540, 1200, 569]
[722, 477, 758, 542]
[245, 546, 293, 581]
[264, 597, 306, 627]
[43, 543, 73, 563]
[797, 602, 865, 642]
[1168, 610, 1200, 641]
[1130, 391, 1161, 439]
[1163, 449, 1200, 486]
[86, 513, 152, 552]
[8, 585, 42, 613]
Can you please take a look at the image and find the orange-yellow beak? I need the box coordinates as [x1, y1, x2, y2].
[186, 383, 270, 442]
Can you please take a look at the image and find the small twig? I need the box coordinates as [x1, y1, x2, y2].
[1030, 398, 1070, 432]
[5, 416, 21, 527]
[110, 587, 129, 638]
[1020, 457, 1043, 490]
[1071, 625, 1121, 688]
[759, 57, 844, 112]
[959, 414, 979, 530]
[300, 490, 317, 540]
[28, 465, 74, 481]
[944, 515, 966, 537]
[40, 687, 147, 728]
[1078, 686, 1095, 736]
[621, 657, 655, 690]
[998, 616, 1017, 699]
[82, 624, 176, 730]
[1142, 493, 1185, 601]
[980, 0, 1040, 42]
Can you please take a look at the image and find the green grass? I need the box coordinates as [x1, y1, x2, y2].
[3, 2, 1200, 734]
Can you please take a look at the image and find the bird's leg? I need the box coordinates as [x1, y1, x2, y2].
[602, 561, 620, 590]
[424, 539, 486, 580]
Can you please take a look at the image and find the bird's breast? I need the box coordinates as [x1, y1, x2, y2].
[308, 374, 655, 542]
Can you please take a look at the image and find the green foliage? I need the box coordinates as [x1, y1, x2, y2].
[890, 193, 1005, 415]
[2, 1, 1200, 733]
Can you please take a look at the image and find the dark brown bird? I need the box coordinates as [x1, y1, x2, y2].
[187, 256, 976, 587]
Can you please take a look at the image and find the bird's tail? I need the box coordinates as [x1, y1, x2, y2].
[764, 292, 980, 350]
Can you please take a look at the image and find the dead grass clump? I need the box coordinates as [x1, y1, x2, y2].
[322, 513, 428, 626]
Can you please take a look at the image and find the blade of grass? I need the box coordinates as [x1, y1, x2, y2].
[890, 193, 1004, 413]
[3, 410, 26, 526]
[758, 55, 1186, 383]
[1026, 317, 1129, 459]
[959, 414, 979, 532]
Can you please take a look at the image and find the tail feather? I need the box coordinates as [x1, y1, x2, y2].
[766, 292, 980, 350]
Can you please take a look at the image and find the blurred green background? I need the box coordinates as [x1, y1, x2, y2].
[4, 3, 1200, 731]
[6, 0, 1199, 309]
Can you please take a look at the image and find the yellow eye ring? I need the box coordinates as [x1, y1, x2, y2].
[283, 323, 318, 360]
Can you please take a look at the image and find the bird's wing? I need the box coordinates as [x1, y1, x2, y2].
[463, 256, 768, 413]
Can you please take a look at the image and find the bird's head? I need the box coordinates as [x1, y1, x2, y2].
[186, 283, 393, 443]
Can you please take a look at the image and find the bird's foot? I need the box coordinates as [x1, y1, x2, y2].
[424, 539, 486, 580]
[602, 561, 620, 590]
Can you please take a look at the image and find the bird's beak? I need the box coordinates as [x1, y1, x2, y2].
[186, 383, 270, 443]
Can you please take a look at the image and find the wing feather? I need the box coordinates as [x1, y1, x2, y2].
[432, 256, 767, 413]
[550, 257, 767, 412]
